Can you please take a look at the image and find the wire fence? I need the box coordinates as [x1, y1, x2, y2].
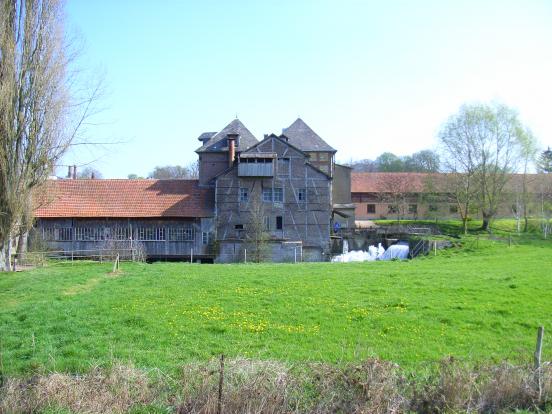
[13, 248, 142, 269]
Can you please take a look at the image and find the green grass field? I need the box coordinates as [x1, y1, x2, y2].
[1, 229, 551, 376]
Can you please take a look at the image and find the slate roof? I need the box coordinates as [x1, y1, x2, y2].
[197, 132, 217, 142]
[282, 118, 336, 152]
[195, 119, 258, 153]
[35, 179, 214, 218]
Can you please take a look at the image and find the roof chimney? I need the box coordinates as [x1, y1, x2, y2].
[67, 166, 73, 179]
[72, 165, 77, 179]
[227, 133, 238, 168]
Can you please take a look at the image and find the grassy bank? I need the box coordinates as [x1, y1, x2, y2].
[2, 358, 550, 413]
[1, 235, 551, 376]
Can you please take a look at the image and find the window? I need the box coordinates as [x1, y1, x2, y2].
[202, 232, 209, 245]
[449, 204, 458, 214]
[366, 204, 376, 214]
[387, 204, 399, 214]
[429, 204, 439, 212]
[156, 227, 166, 241]
[112, 227, 131, 240]
[42, 228, 55, 241]
[262, 188, 272, 202]
[239, 187, 249, 202]
[408, 204, 418, 214]
[75, 227, 102, 241]
[297, 188, 306, 202]
[273, 188, 283, 202]
[235, 224, 244, 230]
[58, 228, 73, 241]
[168, 227, 194, 241]
[276, 216, 283, 230]
[264, 216, 270, 231]
[136, 227, 155, 241]
[263, 188, 283, 202]
[277, 158, 290, 175]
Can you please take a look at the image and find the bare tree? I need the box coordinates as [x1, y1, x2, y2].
[439, 103, 526, 231]
[149, 161, 199, 179]
[77, 166, 102, 179]
[517, 129, 539, 232]
[0, 0, 100, 271]
[376, 174, 416, 223]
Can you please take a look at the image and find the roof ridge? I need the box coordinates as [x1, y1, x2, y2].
[282, 118, 336, 152]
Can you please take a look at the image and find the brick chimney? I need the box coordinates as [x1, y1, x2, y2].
[227, 133, 238, 167]
[67, 166, 73, 178]
[72, 165, 77, 179]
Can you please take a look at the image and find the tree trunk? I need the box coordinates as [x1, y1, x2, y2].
[0, 239, 12, 272]
[0, 244, 6, 272]
[17, 230, 29, 266]
[481, 214, 491, 231]
[17, 230, 28, 254]
[462, 217, 468, 235]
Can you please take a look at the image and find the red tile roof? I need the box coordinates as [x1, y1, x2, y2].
[351, 172, 434, 193]
[35, 179, 214, 218]
[351, 172, 552, 193]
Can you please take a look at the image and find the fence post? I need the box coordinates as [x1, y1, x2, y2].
[534, 326, 544, 400]
[244, 248, 247, 264]
[190, 248, 193, 264]
[112, 254, 120, 273]
[217, 354, 224, 414]
[294, 246, 297, 263]
[434, 240, 437, 256]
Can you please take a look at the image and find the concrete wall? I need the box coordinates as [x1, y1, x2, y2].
[216, 240, 324, 263]
[333, 164, 353, 205]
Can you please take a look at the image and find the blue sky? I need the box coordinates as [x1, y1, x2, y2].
[62, 0, 552, 178]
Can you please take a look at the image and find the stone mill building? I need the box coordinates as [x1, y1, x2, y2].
[35, 118, 355, 262]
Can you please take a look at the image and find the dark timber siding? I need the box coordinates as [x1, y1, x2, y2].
[215, 136, 332, 262]
[34, 217, 214, 258]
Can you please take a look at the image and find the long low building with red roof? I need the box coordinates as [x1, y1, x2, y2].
[351, 171, 551, 223]
[35, 179, 215, 260]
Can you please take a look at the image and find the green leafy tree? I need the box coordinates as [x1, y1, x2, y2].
[404, 150, 440, 172]
[537, 147, 552, 173]
[376, 152, 404, 172]
[439, 102, 527, 231]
